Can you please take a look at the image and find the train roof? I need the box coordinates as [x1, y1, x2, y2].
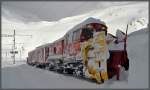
[41, 17, 106, 45]
[28, 49, 36, 54]
[66, 17, 107, 34]
[52, 37, 64, 44]
[35, 37, 64, 49]
[36, 43, 52, 49]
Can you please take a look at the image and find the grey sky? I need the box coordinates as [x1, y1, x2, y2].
[2, 1, 137, 22]
[2, 1, 148, 59]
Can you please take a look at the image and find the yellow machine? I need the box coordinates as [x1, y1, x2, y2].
[82, 31, 109, 84]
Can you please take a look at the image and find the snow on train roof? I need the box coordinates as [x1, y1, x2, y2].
[52, 37, 64, 44]
[67, 17, 106, 33]
[36, 43, 52, 49]
[79, 17, 106, 26]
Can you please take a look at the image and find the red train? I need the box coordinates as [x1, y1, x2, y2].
[27, 17, 129, 83]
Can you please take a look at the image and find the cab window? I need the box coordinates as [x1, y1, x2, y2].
[80, 27, 93, 42]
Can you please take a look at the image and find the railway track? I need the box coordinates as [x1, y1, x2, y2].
[34, 66, 101, 84]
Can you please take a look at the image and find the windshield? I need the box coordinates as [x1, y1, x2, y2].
[80, 23, 107, 42]
[80, 28, 93, 42]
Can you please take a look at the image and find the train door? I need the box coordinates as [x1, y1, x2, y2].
[62, 40, 64, 55]
[45, 47, 49, 62]
[64, 34, 69, 56]
[54, 47, 56, 54]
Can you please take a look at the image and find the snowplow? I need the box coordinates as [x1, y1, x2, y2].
[27, 17, 129, 84]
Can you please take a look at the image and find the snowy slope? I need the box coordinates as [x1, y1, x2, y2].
[2, 2, 148, 60]
[2, 28, 149, 89]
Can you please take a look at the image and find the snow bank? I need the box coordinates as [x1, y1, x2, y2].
[97, 27, 149, 89]
[127, 28, 149, 88]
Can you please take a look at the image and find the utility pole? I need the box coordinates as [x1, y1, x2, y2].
[13, 30, 16, 64]
[20, 50, 22, 61]
[6, 52, 7, 61]
[2, 29, 32, 64]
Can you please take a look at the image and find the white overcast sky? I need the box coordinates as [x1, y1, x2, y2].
[2, 1, 147, 59]
[2, 1, 137, 22]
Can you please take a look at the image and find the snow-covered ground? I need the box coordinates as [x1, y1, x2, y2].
[2, 28, 149, 89]
[2, 63, 98, 89]
[1, 60, 26, 68]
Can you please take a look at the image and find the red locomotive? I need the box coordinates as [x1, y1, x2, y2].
[27, 17, 129, 83]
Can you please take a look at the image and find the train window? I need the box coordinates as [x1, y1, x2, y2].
[54, 47, 56, 54]
[72, 29, 81, 41]
[95, 24, 107, 35]
[80, 27, 93, 42]
[65, 34, 69, 45]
